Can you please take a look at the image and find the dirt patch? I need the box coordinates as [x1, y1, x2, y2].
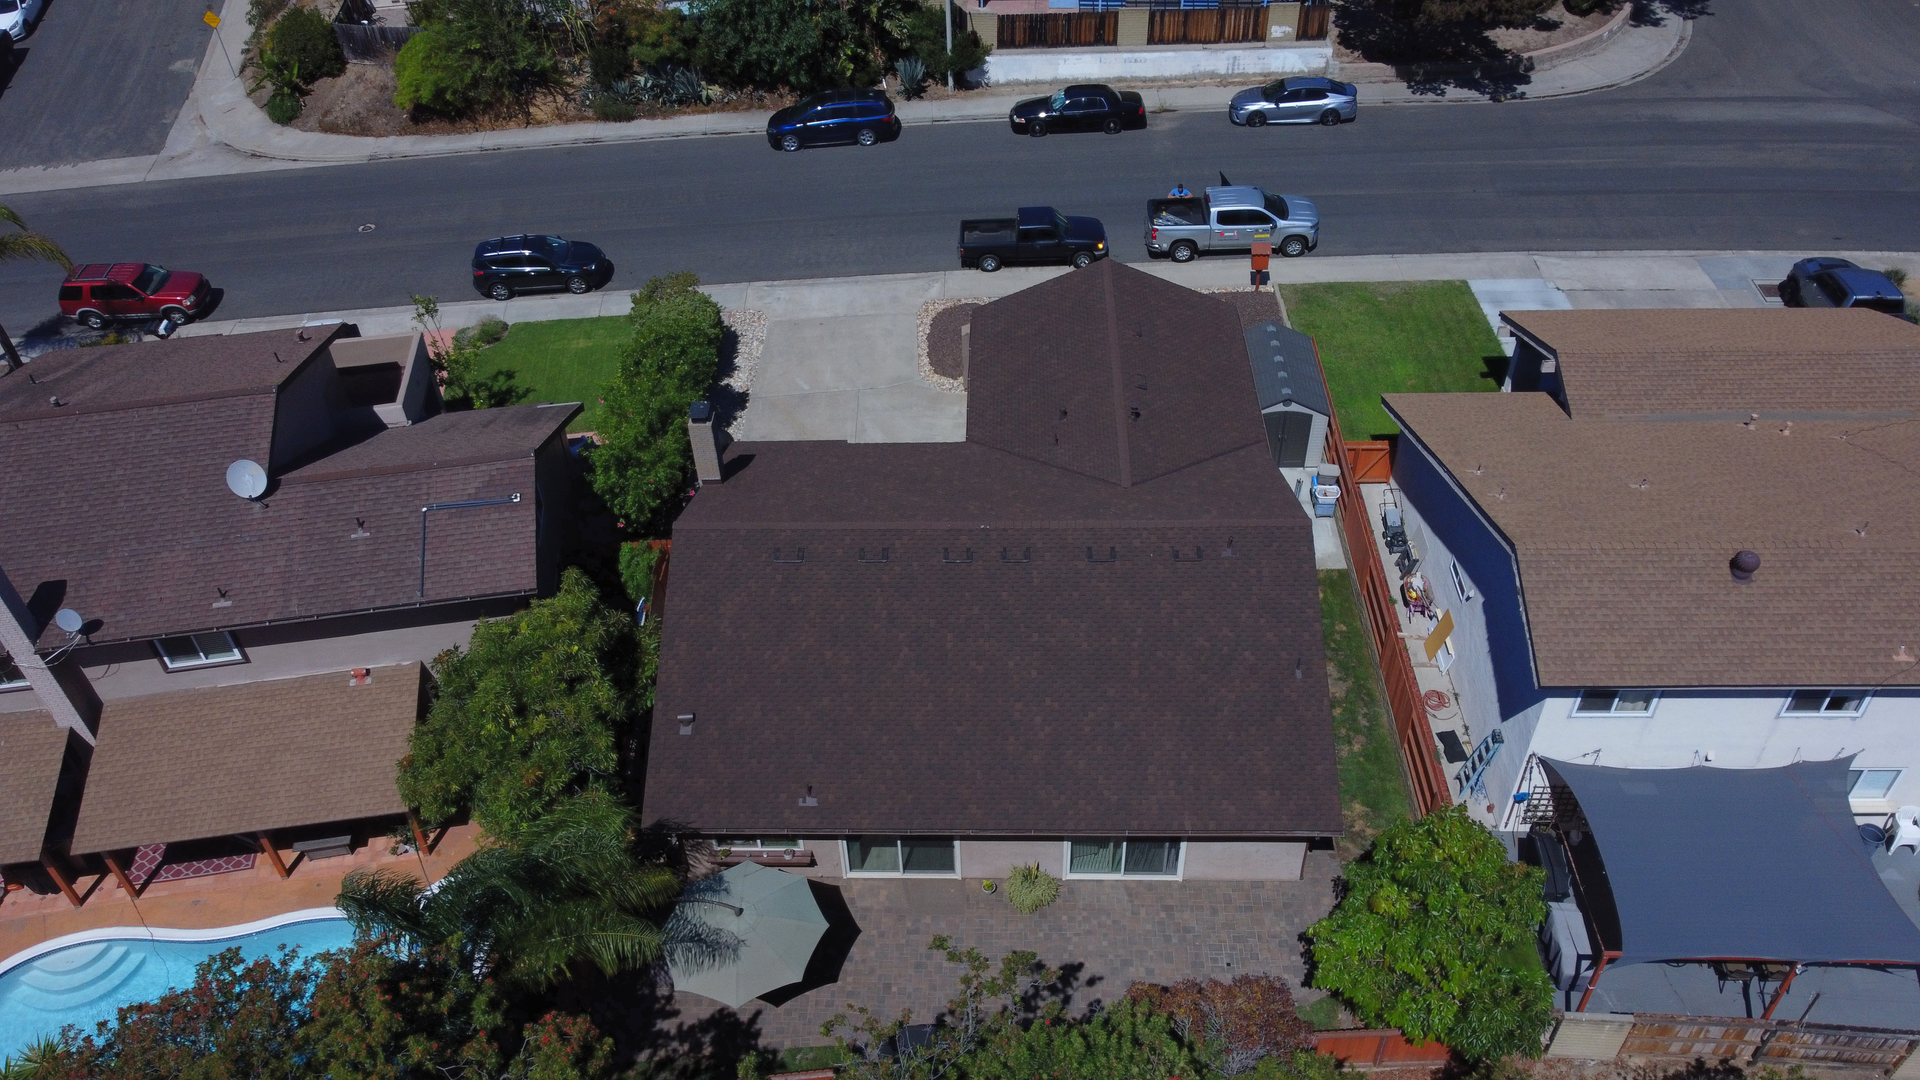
[1203, 287, 1283, 331]
[917, 299, 984, 392]
[1332, 1, 1615, 64]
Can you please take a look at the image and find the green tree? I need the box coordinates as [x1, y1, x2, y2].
[399, 567, 634, 835]
[396, 0, 557, 117]
[589, 273, 726, 533]
[0, 206, 72, 370]
[694, 0, 899, 91]
[264, 6, 346, 84]
[338, 793, 683, 992]
[901, 4, 989, 87]
[1305, 806, 1552, 1062]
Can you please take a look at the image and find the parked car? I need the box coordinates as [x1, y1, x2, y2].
[959, 207, 1107, 272]
[1144, 183, 1319, 261]
[1778, 257, 1911, 318]
[1228, 76, 1357, 127]
[59, 263, 213, 328]
[767, 89, 902, 152]
[0, 0, 45, 41]
[471, 235, 613, 300]
[1008, 85, 1146, 137]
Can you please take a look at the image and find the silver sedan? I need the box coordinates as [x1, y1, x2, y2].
[1228, 77, 1358, 127]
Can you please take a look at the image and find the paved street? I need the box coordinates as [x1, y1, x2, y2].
[1, 0, 1918, 331]
[0, 0, 212, 171]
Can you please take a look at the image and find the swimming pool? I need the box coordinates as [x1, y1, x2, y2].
[0, 909, 355, 1057]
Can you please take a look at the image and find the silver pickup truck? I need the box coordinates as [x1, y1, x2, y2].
[1144, 184, 1319, 262]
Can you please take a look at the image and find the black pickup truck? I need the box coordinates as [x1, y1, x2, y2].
[957, 207, 1107, 272]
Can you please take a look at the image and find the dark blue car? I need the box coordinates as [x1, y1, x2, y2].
[767, 90, 902, 152]
[1779, 257, 1910, 319]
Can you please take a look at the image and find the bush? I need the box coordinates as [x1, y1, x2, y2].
[693, 0, 914, 92]
[265, 6, 346, 85]
[902, 3, 990, 88]
[265, 88, 305, 124]
[394, 25, 479, 113]
[1305, 806, 1553, 1062]
[895, 56, 926, 99]
[1005, 862, 1060, 913]
[395, 0, 556, 117]
[1127, 975, 1313, 1075]
[456, 315, 510, 347]
[247, 0, 292, 33]
[619, 541, 660, 608]
[591, 92, 639, 120]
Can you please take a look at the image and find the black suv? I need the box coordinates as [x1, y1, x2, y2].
[471, 235, 613, 301]
[766, 89, 901, 152]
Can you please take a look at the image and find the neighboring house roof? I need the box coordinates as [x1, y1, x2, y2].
[1502, 308, 1920, 419]
[0, 333, 576, 649]
[1543, 757, 1920, 965]
[1385, 388, 1920, 687]
[66, 664, 424, 854]
[646, 261, 1341, 838]
[0, 709, 70, 864]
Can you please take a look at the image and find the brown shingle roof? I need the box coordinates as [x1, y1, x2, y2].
[646, 263, 1341, 838]
[67, 664, 423, 854]
[0, 709, 71, 863]
[1385, 390, 1920, 687]
[1502, 308, 1920, 419]
[0, 341, 574, 648]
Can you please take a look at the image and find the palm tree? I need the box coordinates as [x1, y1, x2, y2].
[338, 793, 686, 991]
[0, 206, 72, 372]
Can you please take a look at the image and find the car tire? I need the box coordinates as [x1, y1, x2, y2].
[1029, 121, 1047, 138]
[160, 306, 190, 325]
[1103, 117, 1121, 135]
[1280, 235, 1309, 258]
[979, 254, 1002, 273]
[1246, 112, 1267, 128]
[77, 310, 106, 329]
[1072, 252, 1094, 269]
[488, 282, 514, 301]
[1170, 241, 1198, 264]
[780, 133, 801, 152]
[567, 276, 591, 294]
[1319, 109, 1341, 126]
[857, 127, 878, 146]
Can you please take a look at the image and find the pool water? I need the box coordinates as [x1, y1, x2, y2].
[0, 917, 355, 1057]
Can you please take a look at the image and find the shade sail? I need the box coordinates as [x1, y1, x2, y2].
[665, 863, 828, 1008]
[1544, 757, 1920, 966]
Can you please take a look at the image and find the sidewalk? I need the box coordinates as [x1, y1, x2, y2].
[0, 0, 1689, 197]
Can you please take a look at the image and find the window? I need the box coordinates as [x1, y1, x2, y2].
[1783, 689, 1869, 716]
[1450, 560, 1475, 602]
[1217, 209, 1273, 228]
[154, 632, 243, 671]
[1850, 769, 1902, 800]
[1263, 193, 1291, 221]
[719, 838, 802, 851]
[0, 654, 26, 692]
[845, 837, 956, 876]
[131, 265, 170, 295]
[1065, 839, 1182, 877]
[1572, 689, 1658, 715]
[58, 285, 81, 303]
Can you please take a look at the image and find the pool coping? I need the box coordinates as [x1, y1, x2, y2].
[0, 906, 347, 979]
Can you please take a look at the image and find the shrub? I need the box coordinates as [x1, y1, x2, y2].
[693, 0, 912, 92]
[265, 6, 346, 85]
[1884, 267, 1909, 288]
[265, 88, 305, 124]
[1305, 806, 1553, 1062]
[395, 0, 556, 117]
[394, 25, 479, 113]
[1005, 862, 1060, 913]
[1128, 975, 1313, 1075]
[902, 3, 990, 88]
[619, 541, 660, 608]
[247, 0, 292, 34]
[459, 315, 510, 347]
[895, 56, 926, 99]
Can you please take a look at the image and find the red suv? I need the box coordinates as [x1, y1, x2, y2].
[59, 263, 213, 328]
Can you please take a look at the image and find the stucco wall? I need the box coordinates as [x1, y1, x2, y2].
[985, 45, 1330, 86]
[959, 840, 1063, 879]
[1182, 841, 1306, 880]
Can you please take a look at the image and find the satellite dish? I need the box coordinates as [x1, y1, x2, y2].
[226, 459, 268, 500]
[54, 609, 83, 634]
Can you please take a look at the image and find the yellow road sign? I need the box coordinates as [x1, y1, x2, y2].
[203, 10, 220, 27]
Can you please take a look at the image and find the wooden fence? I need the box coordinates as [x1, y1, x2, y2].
[1310, 1029, 1451, 1069]
[1318, 387, 1453, 815]
[1345, 440, 1393, 483]
[1147, 6, 1265, 44]
[1613, 1014, 1920, 1072]
[333, 22, 420, 63]
[995, 11, 1118, 48]
[1298, 2, 1331, 39]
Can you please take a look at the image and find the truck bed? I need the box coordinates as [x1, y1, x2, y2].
[1147, 198, 1206, 227]
[960, 219, 1018, 245]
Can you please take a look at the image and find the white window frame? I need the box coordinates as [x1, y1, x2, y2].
[1780, 689, 1872, 717]
[154, 631, 244, 672]
[0, 654, 27, 692]
[715, 838, 804, 853]
[1570, 689, 1660, 717]
[841, 837, 960, 877]
[1450, 560, 1474, 603]
[1061, 839, 1186, 880]
[1849, 768, 1902, 801]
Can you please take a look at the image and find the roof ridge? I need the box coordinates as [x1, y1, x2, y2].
[1100, 261, 1133, 489]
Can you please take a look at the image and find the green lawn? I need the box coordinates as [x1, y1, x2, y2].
[471, 316, 630, 432]
[1280, 280, 1504, 440]
[1319, 570, 1413, 857]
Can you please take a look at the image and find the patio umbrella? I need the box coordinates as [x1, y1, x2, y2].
[665, 862, 829, 1008]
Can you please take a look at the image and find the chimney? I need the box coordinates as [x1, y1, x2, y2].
[0, 563, 99, 745]
[687, 400, 722, 483]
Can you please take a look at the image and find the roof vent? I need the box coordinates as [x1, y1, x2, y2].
[1729, 550, 1761, 584]
[798, 785, 818, 807]
[678, 713, 695, 735]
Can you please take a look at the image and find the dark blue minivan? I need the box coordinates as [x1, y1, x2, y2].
[766, 89, 902, 152]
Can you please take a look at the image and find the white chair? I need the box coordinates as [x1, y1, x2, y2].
[1888, 806, 1920, 855]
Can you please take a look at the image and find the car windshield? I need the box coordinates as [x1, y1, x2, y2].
[1815, 273, 1853, 305]
[1049, 91, 1067, 110]
[131, 265, 170, 294]
[1263, 80, 1287, 101]
[1053, 211, 1071, 235]
[1862, 297, 1907, 315]
[539, 236, 569, 259]
[0, 2, 19, 13]
[1263, 193, 1290, 221]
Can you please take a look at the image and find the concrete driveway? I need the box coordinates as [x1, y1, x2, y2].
[0, 0, 211, 171]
